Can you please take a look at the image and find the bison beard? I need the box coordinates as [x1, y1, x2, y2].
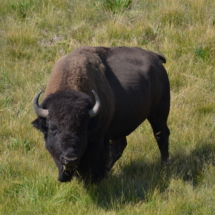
[32, 46, 170, 184]
[32, 90, 109, 183]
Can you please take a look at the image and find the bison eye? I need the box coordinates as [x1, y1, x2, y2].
[49, 124, 59, 134]
[73, 142, 79, 149]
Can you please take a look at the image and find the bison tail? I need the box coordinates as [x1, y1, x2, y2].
[157, 54, 166, 64]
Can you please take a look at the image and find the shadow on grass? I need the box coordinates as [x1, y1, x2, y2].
[86, 142, 215, 210]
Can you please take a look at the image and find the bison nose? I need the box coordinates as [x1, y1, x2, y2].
[62, 158, 69, 166]
[61, 156, 78, 167]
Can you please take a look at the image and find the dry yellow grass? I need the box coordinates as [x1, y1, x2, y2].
[0, 0, 215, 214]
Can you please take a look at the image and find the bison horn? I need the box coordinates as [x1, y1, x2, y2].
[89, 90, 100, 118]
[33, 90, 49, 118]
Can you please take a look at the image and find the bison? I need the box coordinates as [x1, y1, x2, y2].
[32, 46, 170, 183]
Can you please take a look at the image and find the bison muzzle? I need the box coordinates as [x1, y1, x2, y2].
[32, 46, 170, 184]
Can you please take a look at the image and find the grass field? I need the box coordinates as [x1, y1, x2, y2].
[1, 0, 215, 214]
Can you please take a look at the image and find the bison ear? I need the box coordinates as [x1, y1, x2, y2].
[31, 117, 47, 134]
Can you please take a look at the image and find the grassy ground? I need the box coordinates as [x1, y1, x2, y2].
[1, 0, 215, 214]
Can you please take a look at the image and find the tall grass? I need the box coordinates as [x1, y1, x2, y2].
[1, 0, 215, 214]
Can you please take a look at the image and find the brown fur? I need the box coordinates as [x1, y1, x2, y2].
[44, 47, 115, 128]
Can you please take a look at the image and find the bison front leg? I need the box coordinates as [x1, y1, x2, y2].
[108, 137, 127, 170]
[78, 138, 111, 184]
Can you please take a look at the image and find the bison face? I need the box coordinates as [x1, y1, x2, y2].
[45, 118, 89, 182]
[32, 90, 100, 182]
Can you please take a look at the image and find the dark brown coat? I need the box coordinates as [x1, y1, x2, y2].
[32, 46, 170, 183]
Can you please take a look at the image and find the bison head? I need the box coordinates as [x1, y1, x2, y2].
[32, 90, 100, 182]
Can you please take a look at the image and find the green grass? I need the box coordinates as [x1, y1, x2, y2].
[1, 0, 215, 214]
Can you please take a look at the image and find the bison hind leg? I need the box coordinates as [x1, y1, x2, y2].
[147, 109, 170, 164]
